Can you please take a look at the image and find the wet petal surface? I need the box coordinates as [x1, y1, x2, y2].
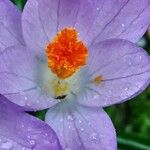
[22, 0, 150, 51]
[45, 103, 117, 150]
[0, 0, 24, 51]
[78, 39, 150, 107]
[0, 95, 62, 150]
[0, 46, 58, 111]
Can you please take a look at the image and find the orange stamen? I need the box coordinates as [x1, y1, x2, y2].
[46, 28, 88, 79]
[93, 76, 103, 86]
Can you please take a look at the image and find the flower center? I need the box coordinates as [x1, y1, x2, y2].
[51, 79, 69, 99]
[46, 28, 88, 79]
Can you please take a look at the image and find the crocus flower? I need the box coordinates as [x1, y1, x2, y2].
[0, 0, 150, 149]
[0, 95, 61, 150]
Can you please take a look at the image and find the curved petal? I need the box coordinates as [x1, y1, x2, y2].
[37, 0, 95, 45]
[45, 104, 117, 150]
[22, 0, 150, 51]
[0, 0, 24, 51]
[78, 39, 150, 107]
[0, 95, 62, 150]
[22, 0, 49, 56]
[87, 0, 150, 46]
[0, 45, 58, 111]
[22, 0, 95, 53]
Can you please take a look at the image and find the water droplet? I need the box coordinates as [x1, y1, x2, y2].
[88, 122, 91, 127]
[90, 133, 98, 141]
[139, 56, 142, 60]
[78, 120, 82, 123]
[36, 100, 40, 103]
[45, 133, 48, 137]
[121, 23, 125, 27]
[128, 62, 132, 66]
[67, 115, 74, 121]
[96, 7, 100, 10]
[93, 94, 99, 99]
[21, 124, 25, 128]
[80, 128, 84, 131]
[124, 87, 129, 92]
[29, 140, 35, 146]
[24, 97, 27, 100]
[27, 135, 31, 139]
[60, 118, 63, 122]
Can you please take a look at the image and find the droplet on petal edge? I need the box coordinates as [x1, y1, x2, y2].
[46, 28, 88, 79]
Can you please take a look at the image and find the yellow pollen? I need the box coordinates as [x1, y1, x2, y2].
[52, 79, 69, 99]
[93, 76, 103, 86]
[46, 28, 88, 79]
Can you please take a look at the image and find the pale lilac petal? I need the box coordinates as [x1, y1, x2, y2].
[0, 46, 58, 111]
[22, 0, 95, 53]
[78, 39, 150, 107]
[87, 0, 150, 46]
[22, 0, 48, 56]
[0, 95, 61, 150]
[0, 0, 24, 51]
[37, 0, 95, 45]
[45, 104, 117, 150]
[22, 0, 150, 50]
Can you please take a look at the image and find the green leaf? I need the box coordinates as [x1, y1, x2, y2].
[11, 0, 26, 10]
[118, 133, 150, 150]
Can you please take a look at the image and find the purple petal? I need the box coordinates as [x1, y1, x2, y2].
[45, 104, 117, 150]
[37, 0, 95, 45]
[22, 0, 48, 56]
[78, 39, 150, 107]
[22, 0, 150, 50]
[22, 0, 95, 53]
[0, 45, 58, 111]
[0, 0, 24, 51]
[0, 95, 62, 150]
[87, 0, 150, 46]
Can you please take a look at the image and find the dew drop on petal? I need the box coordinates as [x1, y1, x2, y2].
[78, 120, 82, 123]
[139, 56, 142, 60]
[124, 87, 129, 92]
[60, 118, 63, 122]
[67, 115, 74, 121]
[88, 122, 91, 127]
[80, 128, 84, 131]
[128, 62, 132, 66]
[24, 97, 28, 100]
[21, 124, 25, 128]
[90, 133, 99, 142]
[68, 125, 71, 129]
[93, 94, 99, 99]
[29, 140, 35, 146]
[121, 23, 125, 27]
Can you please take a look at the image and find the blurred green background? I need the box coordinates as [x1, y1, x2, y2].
[12, 0, 150, 149]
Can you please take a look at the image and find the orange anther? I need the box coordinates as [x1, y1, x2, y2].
[46, 28, 88, 79]
[93, 76, 103, 86]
